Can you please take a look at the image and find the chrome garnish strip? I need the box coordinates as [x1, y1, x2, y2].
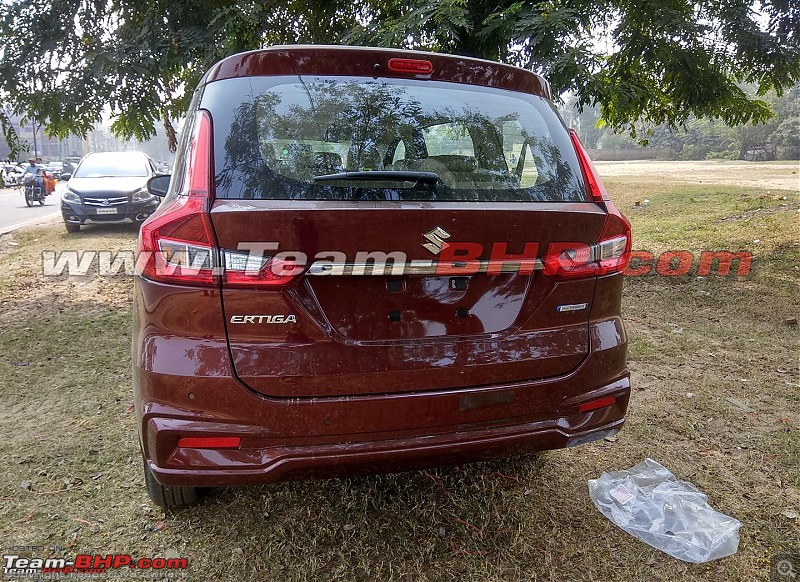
[306, 259, 544, 276]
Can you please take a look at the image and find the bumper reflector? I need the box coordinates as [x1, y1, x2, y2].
[579, 395, 617, 412]
[177, 437, 241, 449]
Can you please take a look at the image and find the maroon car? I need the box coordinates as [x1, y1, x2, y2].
[133, 45, 631, 507]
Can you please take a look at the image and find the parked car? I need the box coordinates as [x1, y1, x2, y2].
[60, 161, 77, 181]
[133, 45, 632, 507]
[1, 165, 12, 186]
[61, 157, 82, 179]
[2, 163, 23, 186]
[61, 151, 161, 233]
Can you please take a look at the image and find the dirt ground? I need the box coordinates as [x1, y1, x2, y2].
[0, 160, 797, 581]
[596, 160, 800, 191]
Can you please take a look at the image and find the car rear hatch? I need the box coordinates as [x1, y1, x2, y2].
[189, 49, 629, 398]
[211, 200, 606, 398]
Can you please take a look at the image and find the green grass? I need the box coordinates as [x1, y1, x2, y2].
[605, 178, 800, 297]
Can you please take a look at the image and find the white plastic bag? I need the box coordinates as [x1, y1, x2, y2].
[588, 458, 741, 563]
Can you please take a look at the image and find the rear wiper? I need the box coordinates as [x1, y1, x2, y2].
[312, 171, 439, 191]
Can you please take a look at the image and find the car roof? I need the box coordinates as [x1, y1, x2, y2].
[81, 152, 150, 163]
[202, 45, 550, 99]
[84, 151, 147, 157]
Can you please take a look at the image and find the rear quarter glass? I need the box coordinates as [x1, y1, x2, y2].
[201, 76, 588, 203]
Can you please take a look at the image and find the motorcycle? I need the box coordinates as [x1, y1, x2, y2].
[22, 174, 46, 206]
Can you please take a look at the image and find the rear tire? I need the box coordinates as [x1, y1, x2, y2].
[142, 457, 201, 508]
[64, 223, 80, 233]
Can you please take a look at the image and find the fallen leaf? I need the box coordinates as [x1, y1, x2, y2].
[782, 509, 798, 520]
[232, 547, 244, 555]
[343, 524, 356, 531]
[20, 481, 32, 491]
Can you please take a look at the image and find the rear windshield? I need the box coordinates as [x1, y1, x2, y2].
[206, 75, 587, 202]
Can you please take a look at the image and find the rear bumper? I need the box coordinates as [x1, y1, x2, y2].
[144, 389, 627, 487]
[136, 351, 630, 487]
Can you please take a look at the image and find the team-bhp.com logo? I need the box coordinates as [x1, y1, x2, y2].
[39, 245, 753, 279]
[3, 553, 187, 576]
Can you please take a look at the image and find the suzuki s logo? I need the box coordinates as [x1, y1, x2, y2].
[102, 199, 110, 206]
[230, 315, 297, 324]
[422, 227, 451, 255]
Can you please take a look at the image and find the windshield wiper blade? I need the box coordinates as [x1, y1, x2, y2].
[312, 170, 439, 187]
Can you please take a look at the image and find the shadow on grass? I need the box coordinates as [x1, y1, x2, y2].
[66, 221, 143, 236]
[163, 452, 595, 578]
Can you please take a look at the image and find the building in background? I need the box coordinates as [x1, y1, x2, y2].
[1, 109, 152, 162]
[1, 109, 86, 161]
[2, 108, 178, 168]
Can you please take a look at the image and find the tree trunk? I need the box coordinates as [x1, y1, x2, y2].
[453, 1, 507, 61]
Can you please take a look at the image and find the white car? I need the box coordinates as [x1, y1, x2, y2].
[2, 164, 23, 186]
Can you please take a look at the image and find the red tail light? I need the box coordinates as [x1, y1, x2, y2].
[137, 109, 302, 288]
[137, 110, 220, 286]
[222, 252, 300, 288]
[543, 132, 632, 279]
